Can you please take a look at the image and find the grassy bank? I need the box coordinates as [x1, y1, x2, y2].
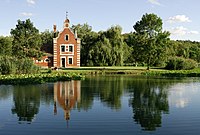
[51, 67, 150, 75]
[1, 67, 200, 85]
[143, 68, 200, 77]
[0, 73, 84, 85]
[50, 67, 200, 77]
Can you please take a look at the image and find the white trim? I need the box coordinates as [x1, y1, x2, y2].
[59, 54, 74, 56]
[60, 44, 67, 53]
[60, 44, 74, 55]
[44, 58, 50, 63]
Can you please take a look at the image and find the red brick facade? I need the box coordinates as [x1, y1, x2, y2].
[34, 17, 80, 68]
[53, 19, 81, 68]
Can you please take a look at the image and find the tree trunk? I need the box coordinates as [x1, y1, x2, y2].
[147, 57, 150, 70]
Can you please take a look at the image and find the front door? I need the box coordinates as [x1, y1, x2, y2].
[61, 58, 66, 68]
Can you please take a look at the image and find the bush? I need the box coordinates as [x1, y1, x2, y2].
[165, 57, 198, 70]
[0, 56, 40, 75]
[0, 56, 16, 75]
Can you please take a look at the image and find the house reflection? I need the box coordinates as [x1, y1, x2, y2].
[53, 81, 81, 121]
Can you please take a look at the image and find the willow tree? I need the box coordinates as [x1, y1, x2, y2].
[133, 13, 170, 69]
[72, 23, 98, 66]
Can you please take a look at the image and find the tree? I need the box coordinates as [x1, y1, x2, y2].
[72, 23, 98, 66]
[133, 13, 170, 69]
[103, 25, 125, 66]
[0, 36, 12, 56]
[10, 19, 42, 58]
[40, 30, 54, 54]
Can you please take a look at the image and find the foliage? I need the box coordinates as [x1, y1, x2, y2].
[170, 40, 200, 63]
[0, 36, 13, 56]
[40, 30, 54, 54]
[72, 24, 129, 66]
[129, 78, 169, 130]
[0, 56, 16, 75]
[132, 13, 170, 69]
[10, 19, 42, 58]
[0, 56, 40, 75]
[72, 23, 98, 66]
[3, 13, 200, 70]
[165, 57, 198, 70]
[0, 73, 84, 85]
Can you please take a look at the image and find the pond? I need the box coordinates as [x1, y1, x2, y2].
[1, 75, 200, 135]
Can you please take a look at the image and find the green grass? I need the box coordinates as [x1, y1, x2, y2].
[47, 66, 200, 77]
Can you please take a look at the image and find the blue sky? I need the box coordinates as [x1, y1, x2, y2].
[1, 0, 200, 41]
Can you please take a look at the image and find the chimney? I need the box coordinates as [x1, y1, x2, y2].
[53, 25, 57, 38]
[74, 29, 77, 39]
[53, 25, 57, 33]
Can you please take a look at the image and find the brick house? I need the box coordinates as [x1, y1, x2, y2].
[34, 17, 81, 68]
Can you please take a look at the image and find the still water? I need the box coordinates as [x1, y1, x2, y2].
[1, 76, 200, 135]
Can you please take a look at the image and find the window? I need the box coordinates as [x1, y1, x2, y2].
[69, 45, 73, 52]
[65, 35, 69, 41]
[61, 45, 65, 52]
[68, 58, 73, 64]
[45, 58, 50, 63]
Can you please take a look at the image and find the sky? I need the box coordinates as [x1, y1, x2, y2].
[1, 0, 200, 41]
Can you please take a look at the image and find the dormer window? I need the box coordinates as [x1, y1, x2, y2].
[65, 35, 69, 41]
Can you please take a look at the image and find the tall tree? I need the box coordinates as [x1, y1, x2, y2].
[72, 23, 98, 66]
[103, 25, 125, 66]
[133, 13, 170, 69]
[10, 19, 42, 58]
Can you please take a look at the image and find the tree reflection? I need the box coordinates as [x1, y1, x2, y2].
[0, 85, 12, 101]
[129, 78, 169, 131]
[99, 76, 124, 110]
[80, 76, 124, 110]
[11, 85, 40, 123]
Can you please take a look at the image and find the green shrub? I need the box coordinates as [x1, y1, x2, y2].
[0, 56, 16, 75]
[0, 56, 40, 75]
[165, 57, 198, 70]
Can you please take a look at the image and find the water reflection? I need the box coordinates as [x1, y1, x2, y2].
[127, 78, 169, 131]
[53, 81, 81, 121]
[11, 85, 40, 124]
[1, 76, 198, 133]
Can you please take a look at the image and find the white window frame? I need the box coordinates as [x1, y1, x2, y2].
[60, 44, 74, 55]
[60, 44, 67, 54]
[44, 58, 50, 63]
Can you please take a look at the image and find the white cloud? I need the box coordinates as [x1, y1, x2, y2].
[167, 15, 191, 23]
[169, 26, 199, 36]
[27, 0, 36, 5]
[188, 31, 199, 35]
[20, 12, 33, 17]
[148, 0, 161, 5]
